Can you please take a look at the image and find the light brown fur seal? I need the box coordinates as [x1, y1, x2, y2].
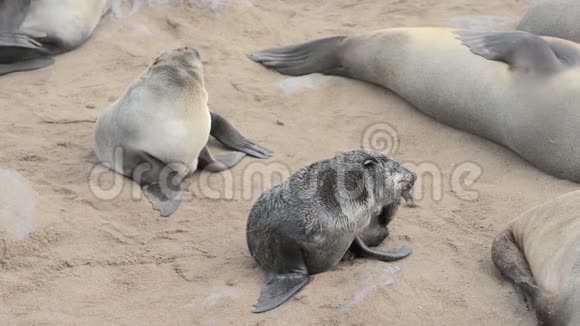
[492, 191, 580, 325]
[251, 28, 580, 182]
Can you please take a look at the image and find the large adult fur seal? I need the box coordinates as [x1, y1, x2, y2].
[492, 191, 580, 325]
[518, 0, 580, 43]
[250, 28, 580, 183]
[246, 149, 416, 313]
[95, 47, 272, 217]
[0, 0, 111, 76]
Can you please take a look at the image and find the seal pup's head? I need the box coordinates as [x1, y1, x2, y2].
[309, 149, 415, 231]
[331, 149, 415, 206]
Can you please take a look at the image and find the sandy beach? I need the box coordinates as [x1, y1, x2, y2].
[0, 0, 578, 325]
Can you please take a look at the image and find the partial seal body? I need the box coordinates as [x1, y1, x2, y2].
[0, 0, 112, 76]
[518, 0, 580, 43]
[251, 28, 580, 182]
[492, 191, 580, 326]
[246, 150, 415, 313]
[95, 48, 272, 217]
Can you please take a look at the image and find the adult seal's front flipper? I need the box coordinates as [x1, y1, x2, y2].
[349, 236, 412, 262]
[0, 32, 54, 76]
[455, 30, 568, 74]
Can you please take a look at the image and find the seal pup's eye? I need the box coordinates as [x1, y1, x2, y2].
[363, 158, 378, 167]
[153, 57, 160, 65]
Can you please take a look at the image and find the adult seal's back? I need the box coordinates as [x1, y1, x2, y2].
[0, 0, 111, 76]
[492, 191, 580, 325]
[250, 28, 580, 182]
[518, 0, 580, 43]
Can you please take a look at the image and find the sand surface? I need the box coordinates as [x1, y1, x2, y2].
[0, 0, 578, 325]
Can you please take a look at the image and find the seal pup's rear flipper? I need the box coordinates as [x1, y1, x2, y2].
[197, 146, 246, 172]
[491, 228, 549, 315]
[455, 31, 564, 74]
[123, 150, 184, 217]
[249, 36, 346, 76]
[349, 236, 412, 262]
[254, 272, 310, 313]
[209, 111, 273, 159]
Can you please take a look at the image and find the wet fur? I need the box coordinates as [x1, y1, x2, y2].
[246, 150, 415, 312]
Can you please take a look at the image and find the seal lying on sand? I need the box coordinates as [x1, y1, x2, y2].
[95, 47, 272, 217]
[492, 191, 580, 326]
[0, 0, 111, 76]
[518, 0, 580, 43]
[246, 149, 415, 313]
[250, 28, 580, 183]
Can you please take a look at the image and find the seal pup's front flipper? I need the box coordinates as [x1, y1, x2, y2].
[0, 32, 54, 76]
[123, 150, 184, 217]
[254, 272, 310, 313]
[349, 236, 412, 262]
[197, 146, 246, 172]
[209, 111, 273, 159]
[455, 31, 565, 74]
[249, 36, 346, 76]
[253, 230, 310, 313]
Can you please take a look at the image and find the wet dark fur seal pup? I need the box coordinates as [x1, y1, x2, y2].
[95, 47, 272, 217]
[518, 0, 580, 43]
[0, 0, 111, 76]
[246, 149, 416, 313]
[492, 190, 580, 326]
[250, 28, 580, 183]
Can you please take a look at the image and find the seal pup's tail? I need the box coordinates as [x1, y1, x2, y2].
[249, 36, 346, 76]
[0, 32, 54, 76]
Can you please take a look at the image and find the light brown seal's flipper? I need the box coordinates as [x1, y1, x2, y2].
[491, 228, 553, 323]
[455, 31, 577, 74]
[249, 36, 346, 76]
[209, 111, 273, 159]
[0, 32, 54, 76]
[197, 146, 246, 172]
[122, 150, 184, 217]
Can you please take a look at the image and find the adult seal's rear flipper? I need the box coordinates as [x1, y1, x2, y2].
[455, 31, 565, 74]
[249, 36, 345, 76]
[254, 272, 310, 313]
[209, 111, 273, 159]
[349, 236, 412, 262]
[0, 32, 54, 76]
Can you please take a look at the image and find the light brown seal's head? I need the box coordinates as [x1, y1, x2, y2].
[149, 46, 205, 88]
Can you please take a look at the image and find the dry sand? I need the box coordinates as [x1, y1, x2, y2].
[0, 0, 578, 325]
